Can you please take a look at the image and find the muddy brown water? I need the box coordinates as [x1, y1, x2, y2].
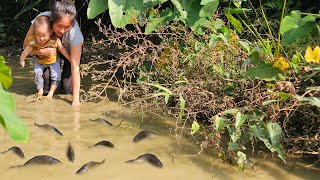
[0, 50, 319, 179]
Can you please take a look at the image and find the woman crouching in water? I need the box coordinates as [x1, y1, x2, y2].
[23, 0, 83, 106]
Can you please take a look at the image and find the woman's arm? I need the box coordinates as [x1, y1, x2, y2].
[23, 24, 55, 57]
[56, 38, 71, 61]
[70, 43, 83, 106]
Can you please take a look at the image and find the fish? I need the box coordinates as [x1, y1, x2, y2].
[0, 146, 25, 158]
[76, 159, 105, 174]
[133, 130, 157, 143]
[89, 140, 115, 148]
[90, 118, 113, 126]
[10, 155, 62, 168]
[34, 122, 63, 136]
[66, 142, 75, 162]
[126, 153, 163, 168]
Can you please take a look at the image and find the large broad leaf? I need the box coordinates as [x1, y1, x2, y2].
[237, 151, 246, 172]
[108, 0, 127, 27]
[225, 13, 242, 34]
[0, 88, 29, 142]
[145, 9, 174, 33]
[251, 123, 286, 162]
[293, 95, 320, 108]
[227, 125, 241, 142]
[280, 10, 316, 45]
[171, 0, 187, 20]
[199, 0, 219, 18]
[228, 142, 241, 151]
[87, 0, 109, 19]
[143, 0, 168, 7]
[246, 52, 284, 81]
[108, 0, 147, 27]
[267, 122, 282, 146]
[214, 116, 226, 132]
[0, 56, 13, 90]
[235, 112, 247, 129]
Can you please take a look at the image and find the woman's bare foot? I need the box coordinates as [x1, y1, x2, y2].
[45, 91, 54, 100]
[72, 100, 81, 107]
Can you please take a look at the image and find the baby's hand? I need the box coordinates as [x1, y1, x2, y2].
[19, 60, 25, 68]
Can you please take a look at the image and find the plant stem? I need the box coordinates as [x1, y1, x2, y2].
[276, 0, 287, 56]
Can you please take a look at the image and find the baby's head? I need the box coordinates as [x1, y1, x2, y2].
[33, 16, 52, 45]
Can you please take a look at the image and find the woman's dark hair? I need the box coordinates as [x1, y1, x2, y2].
[51, 0, 76, 24]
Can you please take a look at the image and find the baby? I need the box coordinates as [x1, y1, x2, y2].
[20, 16, 70, 99]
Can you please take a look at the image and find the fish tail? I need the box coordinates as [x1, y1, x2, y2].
[9, 165, 23, 169]
[0, 150, 8, 154]
[125, 159, 136, 163]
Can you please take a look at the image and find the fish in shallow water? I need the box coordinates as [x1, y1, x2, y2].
[90, 118, 113, 126]
[0, 146, 25, 158]
[133, 130, 157, 143]
[76, 159, 105, 174]
[126, 153, 163, 168]
[34, 122, 63, 136]
[10, 155, 62, 168]
[89, 140, 115, 148]
[66, 142, 75, 162]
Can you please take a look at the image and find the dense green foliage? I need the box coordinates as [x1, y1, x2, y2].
[85, 0, 320, 171]
[0, 56, 29, 142]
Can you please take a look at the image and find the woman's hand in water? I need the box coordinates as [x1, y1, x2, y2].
[38, 48, 55, 57]
[19, 60, 25, 68]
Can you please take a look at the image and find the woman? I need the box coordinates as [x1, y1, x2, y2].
[23, 0, 83, 106]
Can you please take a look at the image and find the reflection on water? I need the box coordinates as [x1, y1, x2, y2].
[0, 51, 319, 179]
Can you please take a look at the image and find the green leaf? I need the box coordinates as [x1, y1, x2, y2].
[247, 65, 283, 81]
[164, 94, 170, 104]
[246, 110, 266, 122]
[199, 0, 219, 18]
[108, 0, 126, 27]
[191, 121, 200, 135]
[145, 9, 174, 33]
[267, 122, 282, 146]
[0, 56, 13, 89]
[262, 99, 279, 106]
[251, 123, 268, 140]
[235, 112, 247, 129]
[246, 52, 284, 81]
[293, 95, 320, 108]
[280, 10, 316, 45]
[0, 88, 29, 142]
[143, 0, 167, 7]
[278, 92, 289, 100]
[228, 142, 241, 151]
[179, 94, 185, 121]
[222, 108, 239, 115]
[171, 0, 187, 19]
[240, 126, 251, 145]
[237, 151, 246, 172]
[108, 0, 144, 27]
[87, 0, 109, 19]
[228, 125, 241, 142]
[147, 83, 172, 94]
[238, 40, 250, 53]
[214, 116, 225, 132]
[225, 13, 243, 33]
